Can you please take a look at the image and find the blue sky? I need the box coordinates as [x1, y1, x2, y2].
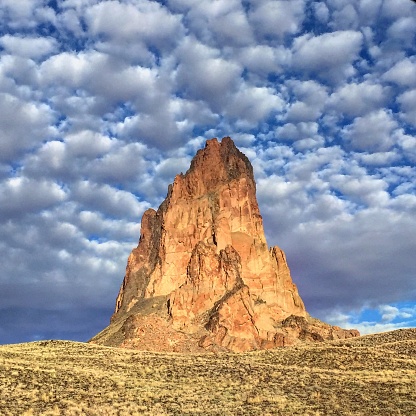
[0, 0, 415, 344]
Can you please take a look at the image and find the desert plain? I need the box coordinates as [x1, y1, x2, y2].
[0, 328, 415, 415]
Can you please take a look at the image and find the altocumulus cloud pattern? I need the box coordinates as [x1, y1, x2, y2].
[0, 0, 415, 343]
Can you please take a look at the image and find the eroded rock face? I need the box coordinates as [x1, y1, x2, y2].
[93, 137, 359, 352]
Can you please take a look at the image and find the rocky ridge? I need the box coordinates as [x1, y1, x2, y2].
[91, 137, 359, 352]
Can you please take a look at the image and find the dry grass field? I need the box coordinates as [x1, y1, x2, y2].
[0, 328, 415, 415]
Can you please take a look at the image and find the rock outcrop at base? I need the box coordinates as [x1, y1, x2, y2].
[91, 137, 359, 352]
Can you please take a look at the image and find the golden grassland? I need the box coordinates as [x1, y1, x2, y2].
[0, 328, 415, 416]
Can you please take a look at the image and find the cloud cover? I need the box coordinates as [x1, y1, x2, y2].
[0, 0, 415, 343]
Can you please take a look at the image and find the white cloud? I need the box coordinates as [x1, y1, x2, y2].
[40, 51, 90, 88]
[85, 0, 182, 49]
[341, 109, 397, 152]
[325, 309, 415, 335]
[292, 30, 363, 84]
[379, 305, 401, 322]
[276, 122, 322, 149]
[65, 131, 114, 158]
[330, 174, 390, 207]
[227, 86, 284, 125]
[207, 9, 253, 46]
[27, 140, 67, 174]
[56, 7, 85, 37]
[258, 175, 302, 202]
[88, 142, 150, 184]
[396, 129, 416, 162]
[358, 0, 383, 24]
[330, 3, 359, 30]
[41, 51, 162, 109]
[0, 177, 66, 220]
[397, 89, 416, 127]
[237, 45, 290, 77]
[356, 151, 400, 167]
[313, 2, 329, 23]
[256, 145, 357, 235]
[328, 81, 390, 117]
[78, 210, 142, 242]
[249, 0, 305, 39]
[232, 133, 256, 147]
[23, 133, 117, 182]
[380, 0, 415, 20]
[383, 57, 416, 88]
[38, 48, 188, 148]
[183, 0, 253, 47]
[175, 37, 242, 112]
[0, 54, 38, 92]
[71, 180, 148, 220]
[0, 35, 58, 59]
[0, 0, 50, 29]
[0, 93, 56, 163]
[114, 111, 182, 149]
[387, 16, 416, 45]
[285, 80, 328, 122]
[155, 157, 191, 180]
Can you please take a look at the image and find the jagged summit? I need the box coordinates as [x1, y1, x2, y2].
[91, 137, 359, 352]
[187, 137, 254, 183]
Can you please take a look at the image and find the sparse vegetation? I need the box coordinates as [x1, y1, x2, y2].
[0, 329, 415, 415]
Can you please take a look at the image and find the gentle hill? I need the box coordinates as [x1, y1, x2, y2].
[0, 328, 415, 415]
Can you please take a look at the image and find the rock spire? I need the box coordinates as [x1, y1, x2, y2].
[91, 137, 359, 352]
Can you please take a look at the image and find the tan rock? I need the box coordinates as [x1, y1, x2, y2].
[93, 137, 359, 352]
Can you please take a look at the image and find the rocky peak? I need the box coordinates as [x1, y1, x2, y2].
[170, 137, 255, 200]
[91, 137, 359, 352]
[189, 136, 253, 182]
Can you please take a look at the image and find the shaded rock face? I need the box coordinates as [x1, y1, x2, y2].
[95, 137, 359, 352]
